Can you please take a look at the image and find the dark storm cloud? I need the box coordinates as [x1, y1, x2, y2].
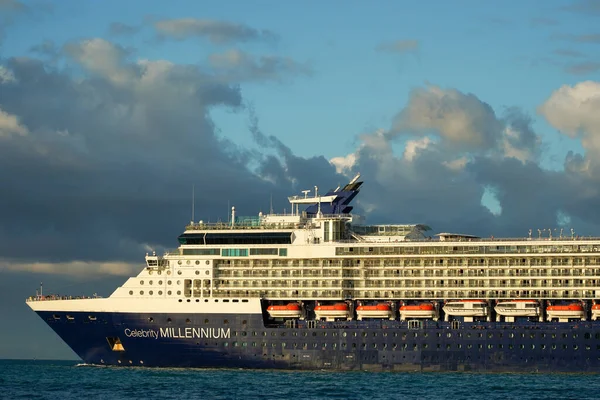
[0, 38, 321, 268]
[152, 18, 278, 44]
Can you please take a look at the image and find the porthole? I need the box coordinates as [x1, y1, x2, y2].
[195, 261, 200, 265]
[129, 290, 133, 295]
[177, 291, 181, 295]
[195, 271, 200, 275]
[206, 261, 210, 265]
[204, 319, 209, 324]
[177, 280, 181, 285]
[167, 318, 172, 323]
[178, 261, 182, 265]
[159, 280, 163, 285]
[205, 270, 210, 275]
[148, 271, 153, 275]
[186, 319, 191, 324]
[167, 271, 171, 275]
[158, 271, 162, 275]
[167, 291, 172, 295]
[177, 271, 182, 275]
[148, 317, 154, 322]
[186, 260, 191, 265]
[149, 280, 153, 285]
[140, 290, 144, 295]
[149, 291, 153, 295]
[168, 280, 172, 285]
[140, 280, 144, 285]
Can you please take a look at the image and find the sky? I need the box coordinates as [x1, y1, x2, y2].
[1, 0, 600, 359]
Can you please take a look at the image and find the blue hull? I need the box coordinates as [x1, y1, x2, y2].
[37, 311, 600, 372]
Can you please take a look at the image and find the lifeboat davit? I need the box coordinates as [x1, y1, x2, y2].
[399, 303, 439, 321]
[314, 303, 351, 321]
[267, 303, 303, 319]
[356, 303, 395, 320]
[494, 300, 540, 322]
[546, 303, 586, 322]
[443, 300, 489, 322]
[592, 304, 600, 321]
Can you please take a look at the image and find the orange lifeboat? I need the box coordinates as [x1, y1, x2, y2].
[314, 303, 351, 321]
[267, 303, 303, 319]
[399, 303, 438, 321]
[546, 303, 586, 322]
[356, 303, 395, 320]
[592, 304, 600, 321]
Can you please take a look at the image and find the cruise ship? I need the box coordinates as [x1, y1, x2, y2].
[27, 174, 600, 372]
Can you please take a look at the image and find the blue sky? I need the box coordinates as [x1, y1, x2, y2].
[1, 0, 600, 359]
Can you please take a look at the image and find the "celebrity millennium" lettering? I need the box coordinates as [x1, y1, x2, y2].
[124, 327, 231, 340]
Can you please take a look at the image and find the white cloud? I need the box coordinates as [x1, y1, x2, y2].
[65, 38, 135, 86]
[403, 137, 433, 161]
[0, 107, 28, 137]
[0, 65, 16, 84]
[153, 18, 277, 44]
[209, 49, 312, 82]
[392, 85, 503, 152]
[443, 156, 469, 172]
[330, 153, 356, 174]
[539, 81, 600, 155]
[501, 125, 538, 163]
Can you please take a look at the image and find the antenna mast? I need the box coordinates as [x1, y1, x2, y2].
[191, 184, 195, 223]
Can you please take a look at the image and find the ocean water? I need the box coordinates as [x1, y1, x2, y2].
[1, 359, 599, 400]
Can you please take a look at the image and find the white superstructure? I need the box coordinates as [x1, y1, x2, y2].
[27, 173, 600, 323]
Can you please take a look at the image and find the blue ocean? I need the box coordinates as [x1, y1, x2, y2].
[1, 360, 599, 400]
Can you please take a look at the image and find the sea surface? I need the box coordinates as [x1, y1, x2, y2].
[1, 359, 599, 400]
